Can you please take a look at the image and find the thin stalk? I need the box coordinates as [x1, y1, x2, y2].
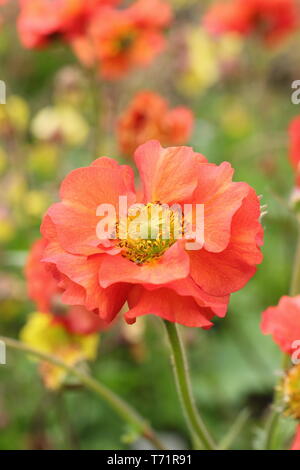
[90, 69, 102, 158]
[217, 408, 251, 450]
[163, 321, 216, 450]
[265, 406, 281, 450]
[0, 335, 166, 450]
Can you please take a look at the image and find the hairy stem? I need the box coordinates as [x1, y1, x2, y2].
[163, 321, 215, 450]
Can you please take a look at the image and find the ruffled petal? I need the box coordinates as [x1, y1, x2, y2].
[43, 158, 135, 256]
[142, 277, 229, 318]
[99, 242, 190, 287]
[134, 140, 200, 205]
[190, 161, 249, 253]
[42, 237, 128, 323]
[190, 187, 263, 296]
[125, 285, 216, 328]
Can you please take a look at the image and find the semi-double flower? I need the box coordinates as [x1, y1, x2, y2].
[41, 140, 263, 328]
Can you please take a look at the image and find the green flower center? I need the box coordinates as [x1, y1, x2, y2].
[117, 202, 184, 265]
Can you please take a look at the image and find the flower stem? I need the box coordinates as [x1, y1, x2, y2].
[163, 321, 216, 450]
[264, 220, 300, 449]
[217, 408, 250, 450]
[265, 406, 281, 450]
[0, 335, 166, 450]
[89, 69, 102, 158]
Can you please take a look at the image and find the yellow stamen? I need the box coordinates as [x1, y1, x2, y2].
[281, 364, 300, 419]
[116, 202, 184, 265]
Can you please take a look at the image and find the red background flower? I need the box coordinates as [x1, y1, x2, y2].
[204, 0, 299, 46]
[17, 0, 120, 48]
[291, 424, 300, 450]
[72, 0, 172, 79]
[289, 116, 300, 186]
[117, 91, 194, 155]
[261, 295, 300, 354]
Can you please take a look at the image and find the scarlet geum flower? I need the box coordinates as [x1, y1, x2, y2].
[71, 0, 172, 79]
[261, 295, 300, 355]
[203, 0, 299, 46]
[17, 0, 120, 48]
[40, 140, 263, 328]
[261, 297, 300, 439]
[117, 91, 194, 156]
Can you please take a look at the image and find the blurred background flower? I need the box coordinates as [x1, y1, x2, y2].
[31, 105, 89, 146]
[20, 312, 100, 390]
[117, 90, 194, 155]
[203, 0, 299, 47]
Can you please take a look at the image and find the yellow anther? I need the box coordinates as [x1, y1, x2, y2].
[116, 203, 184, 265]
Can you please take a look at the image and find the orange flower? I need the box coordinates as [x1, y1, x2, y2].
[72, 0, 172, 79]
[17, 0, 119, 48]
[203, 0, 299, 46]
[40, 140, 263, 328]
[117, 91, 194, 156]
[262, 297, 300, 432]
[291, 424, 300, 450]
[26, 238, 105, 334]
[261, 295, 300, 355]
[289, 116, 300, 186]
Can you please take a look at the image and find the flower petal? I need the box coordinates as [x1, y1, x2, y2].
[125, 285, 216, 328]
[43, 159, 135, 256]
[99, 242, 190, 287]
[142, 277, 229, 317]
[43, 237, 128, 323]
[190, 187, 263, 296]
[134, 140, 200, 204]
[190, 161, 249, 253]
[261, 295, 300, 355]
[291, 425, 300, 450]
